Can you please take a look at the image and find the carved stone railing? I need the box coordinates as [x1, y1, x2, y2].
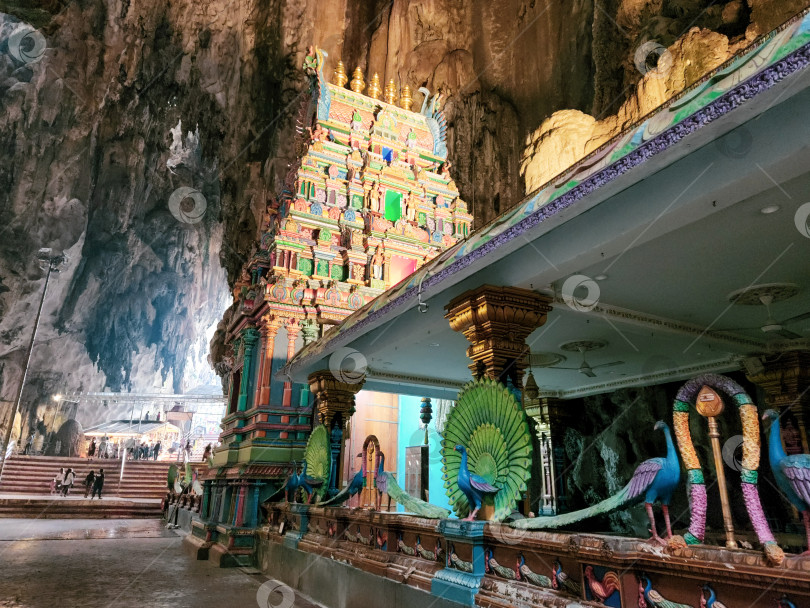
[260, 502, 810, 608]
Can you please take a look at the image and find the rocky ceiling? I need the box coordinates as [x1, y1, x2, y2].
[0, 0, 802, 432]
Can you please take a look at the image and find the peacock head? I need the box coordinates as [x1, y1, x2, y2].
[653, 421, 668, 432]
[454, 444, 467, 454]
[762, 409, 779, 423]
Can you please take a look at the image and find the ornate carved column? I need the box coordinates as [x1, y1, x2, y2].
[237, 328, 260, 412]
[257, 316, 279, 407]
[282, 319, 300, 408]
[308, 370, 365, 494]
[234, 483, 248, 527]
[445, 285, 553, 387]
[746, 350, 810, 454]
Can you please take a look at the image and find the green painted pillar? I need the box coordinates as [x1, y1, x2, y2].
[237, 328, 260, 412]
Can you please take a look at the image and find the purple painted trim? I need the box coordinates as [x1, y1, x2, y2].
[688, 483, 708, 542]
[289, 40, 810, 374]
[742, 482, 777, 544]
[675, 373, 747, 402]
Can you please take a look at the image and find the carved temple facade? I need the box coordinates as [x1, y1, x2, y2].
[196, 50, 471, 561]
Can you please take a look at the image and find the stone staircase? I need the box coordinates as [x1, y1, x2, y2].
[0, 455, 171, 518]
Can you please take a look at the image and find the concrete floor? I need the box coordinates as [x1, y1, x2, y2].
[0, 519, 323, 608]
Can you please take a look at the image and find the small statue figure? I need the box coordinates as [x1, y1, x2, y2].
[351, 109, 363, 131]
[406, 128, 417, 149]
[371, 248, 383, 280]
[405, 191, 417, 221]
[303, 46, 318, 78]
[440, 160, 452, 177]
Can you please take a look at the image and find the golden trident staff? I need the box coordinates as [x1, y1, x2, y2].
[696, 385, 737, 548]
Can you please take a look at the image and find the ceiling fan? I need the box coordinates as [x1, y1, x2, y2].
[530, 340, 624, 378]
[714, 284, 810, 340]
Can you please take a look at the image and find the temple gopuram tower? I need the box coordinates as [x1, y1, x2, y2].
[193, 47, 471, 565]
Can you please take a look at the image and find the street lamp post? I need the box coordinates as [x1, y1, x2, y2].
[0, 250, 66, 482]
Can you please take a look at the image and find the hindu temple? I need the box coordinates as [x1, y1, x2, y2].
[2, 2, 810, 608]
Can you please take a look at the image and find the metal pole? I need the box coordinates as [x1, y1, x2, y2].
[0, 260, 55, 482]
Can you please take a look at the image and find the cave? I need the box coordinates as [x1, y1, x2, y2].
[2, 1, 810, 607]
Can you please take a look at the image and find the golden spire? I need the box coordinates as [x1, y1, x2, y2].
[333, 61, 348, 87]
[384, 79, 397, 105]
[399, 85, 412, 111]
[350, 67, 365, 93]
[367, 73, 382, 100]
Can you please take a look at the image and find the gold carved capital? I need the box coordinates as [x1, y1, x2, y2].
[445, 285, 553, 382]
[308, 370, 365, 428]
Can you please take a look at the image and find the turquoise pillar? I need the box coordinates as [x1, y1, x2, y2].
[237, 328, 260, 412]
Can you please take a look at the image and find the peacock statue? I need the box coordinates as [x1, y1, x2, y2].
[778, 594, 797, 608]
[584, 566, 620, 603]
[513, 420, 681, 544]
[485, 548, 518, 580]
[700, 584, 727, 608]
[285, 462, 302, 502]
[442, 378, 533, 521]
[302, 425, 331, 503]
[455, 445, 499, 521]
[638, 575, 694, 608]
[762, 409, 810, 554]
[320, 453, 365, 507]
[447, 543, 474, 573]
[375, 450, 450, 518]
[417, 87, 447, 158]
[299, 462, 324, 504]
[552, 560, 581, 596]
[397, 533, 416, 556]
[415, 535, 440, 561]
[374, 451, 390, 511]
[515, 554, 552, 588]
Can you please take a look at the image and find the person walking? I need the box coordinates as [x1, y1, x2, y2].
[202, 443, 212, 463]
[184, 440, 192, 462]
[51, 467, 64, 494]
[91, 468, 104, 499]
[153, 440, 161, 461]
[98, 436, 108, 459]
[83, 470, 95, 498]
[23, 432, 35, 455]
[61, 468, 75, 496]
[87, 438, 97, 460]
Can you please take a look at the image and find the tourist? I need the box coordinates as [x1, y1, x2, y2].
[202, 443, 212, 463]
[51, 467, 64, 494]
[91, 468, 104, 499]
[98, 436, 108, 459]
[184, 440, 192, 461]
[87, 438, 96, 459]
[83, 470, 95, 498]
[153, 440, 161, 461]
[61, 468, 75, 496]
[23, 432, 35, 455]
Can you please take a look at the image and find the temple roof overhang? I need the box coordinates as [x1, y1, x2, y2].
[281, 17, 810, 399]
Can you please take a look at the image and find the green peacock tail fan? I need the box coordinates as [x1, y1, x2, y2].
[382, 472, 450, 519]
[510, 484, 632, 529]
[442, 377, 533, 521]
[304, 424, 331, 502]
